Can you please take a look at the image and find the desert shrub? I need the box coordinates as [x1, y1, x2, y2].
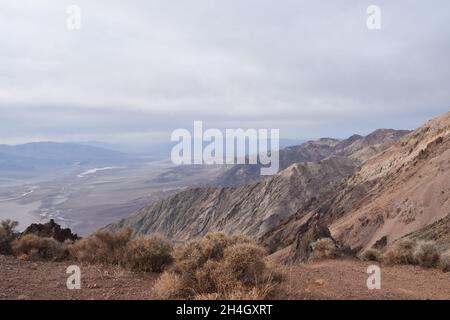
[194, 293, 220, 300]
[309, 238, 338, 261]
[154, 232, 277, 300]
[68, 229, 174, 272]
[0, 220, 19, 255]
[222, 243, 267, 285]
[194, 283, 275, 300]
[12, 234, 66, 261]
[192, 260, 223, 294]
[380, 239, 417, 265]
[414, 241, 440, 268]
[126, 235, 173, 272]
[68, 227, 131, 265]
[439, 252, 450, 272]
[219, 283, 276, 300]
[1, 219, 18, 235]
[173, 232, 255, 267]
[200, 232, 234, 261]
[153, 272, 185, 299]
[171, 232, 257, 278]
[361, 249, 381, 262]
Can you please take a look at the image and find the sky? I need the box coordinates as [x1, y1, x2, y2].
[0, 0, 449, 146]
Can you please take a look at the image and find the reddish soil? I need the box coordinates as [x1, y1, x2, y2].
[275, 259, 450, 300]
[1, 255, 448, 300]
[0, 255, 158, 300]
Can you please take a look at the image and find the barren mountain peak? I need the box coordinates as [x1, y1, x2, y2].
[328, 111, 450, 252]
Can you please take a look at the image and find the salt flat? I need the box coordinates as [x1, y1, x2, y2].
[0, 159, 224, 235]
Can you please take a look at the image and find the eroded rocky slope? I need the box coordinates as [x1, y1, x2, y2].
[108, 128, 408, 241]
[263, 112, 450, 258]
[329, 112, 450, 251]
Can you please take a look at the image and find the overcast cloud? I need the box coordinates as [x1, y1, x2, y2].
[0, 0, 449, 145]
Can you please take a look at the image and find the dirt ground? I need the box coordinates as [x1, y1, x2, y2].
[0, 255, 448, 300]
[0, 255, 158, 300]
[275, 259, 450, 300]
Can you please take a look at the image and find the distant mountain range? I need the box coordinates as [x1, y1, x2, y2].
[215, 130, 408, 186]
[107, 127, 411, 241]
[107, 111, 450, 263]
[0, 142, 126, 178]
[0, 137, 307, 179]
[78, 138, 307, 158]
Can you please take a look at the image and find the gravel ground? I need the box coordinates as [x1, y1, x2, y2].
[275, 258, 450, 300]
[1, 255, 448, 300]
[0, 255, 158, 300]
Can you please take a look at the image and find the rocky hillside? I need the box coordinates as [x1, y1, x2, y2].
[263, 112, 450, 257]
[402, 215, 450, 252]
[107, 128, 408, 241]
[109, 156, 356, 240]
[329, 112, 450, 251]
[215, 138, 340, 186]
[215, 130, 408, 186]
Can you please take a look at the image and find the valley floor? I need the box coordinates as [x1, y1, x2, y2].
[0, 255, 448, 300]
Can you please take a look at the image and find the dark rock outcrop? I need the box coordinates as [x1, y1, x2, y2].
[21, 219, 79, 242]
[372, 236, 388, 250]
[286, 216, 333, 264]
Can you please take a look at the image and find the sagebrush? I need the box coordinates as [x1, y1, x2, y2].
[154, 232, 278, 300]
[380, 239, 417, 265]
[414, 241, 440, 268]
[68, 228, 132, 265]
[12, 234, 67, 261]
[126, 235, 173, 272]
[0, 220, 19, 255]
[439, 251, 450, 272]
[361, 248, 381, 262]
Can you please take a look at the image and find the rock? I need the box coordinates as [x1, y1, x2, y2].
[286, 216, 333, 264]
[314, 279, 325, 286]
[21, 219, 79, 242]
[372, 236, 388, 250]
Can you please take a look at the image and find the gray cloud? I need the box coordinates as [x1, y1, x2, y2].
[0, 0, 449, 144]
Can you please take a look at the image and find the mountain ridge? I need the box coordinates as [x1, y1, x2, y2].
[0, 142, 127, 177]
[107, 127, 409, 242]
[262, 112, 450, 258]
